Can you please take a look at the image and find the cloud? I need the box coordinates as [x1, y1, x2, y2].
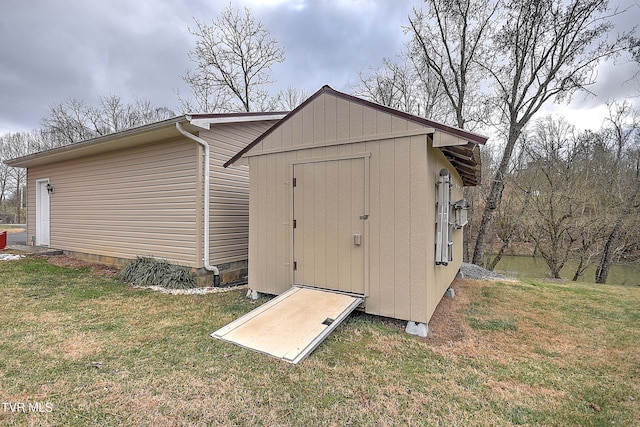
[1, 0, 638, 138]
[1, 0, 194, 133]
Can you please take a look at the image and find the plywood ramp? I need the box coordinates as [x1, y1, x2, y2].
[211, 286, 363, 364]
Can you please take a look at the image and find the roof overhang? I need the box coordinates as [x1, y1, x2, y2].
[439, 143, 482, 186]
[5, 112, 287, 168]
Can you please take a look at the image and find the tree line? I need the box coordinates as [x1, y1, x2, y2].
[482, 107, 639, 284]
[2, 0, 638, 283]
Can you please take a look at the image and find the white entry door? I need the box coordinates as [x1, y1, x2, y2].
[35, 179, 51, 246]
[292, 157, 367, 295]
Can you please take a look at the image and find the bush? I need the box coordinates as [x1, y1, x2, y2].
[119, 257, 196, 289]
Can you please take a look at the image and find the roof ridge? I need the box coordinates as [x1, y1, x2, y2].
[223, 85, 487, 168]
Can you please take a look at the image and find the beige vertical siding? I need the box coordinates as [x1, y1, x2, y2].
[244, 92, 464, 324]
[426, 145, 465, 321]
[292, 157, 366, 294]
[200, 120, 277, 265]
[26, 137, 202, 266]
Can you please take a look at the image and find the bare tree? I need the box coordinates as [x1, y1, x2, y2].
[485, 138, 532, 271]
[181, 4, 285, 113]
[0, 132, 31, 222]
[272, 86, 309, 111]
[517, 116, 593, 279]
[41, 98, 98, 146]
[472, 0, 627, 267]
[404, 0, 499, 262]
[353, 57, 447, 120]
[629, 35, 640, 75]
[98, 96, 175, 134]
[41, 96, 175, 146]
[405, 0, 498, 130]
[133, 99, 175, 125]
[594, 102, 640, 283]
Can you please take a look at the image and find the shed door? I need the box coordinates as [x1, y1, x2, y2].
[35, 179, 51, 246]
[293, 158, 366, 295]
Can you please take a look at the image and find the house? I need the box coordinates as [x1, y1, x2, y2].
[224, 86, 487, 334]
[5, 113, 285, 284]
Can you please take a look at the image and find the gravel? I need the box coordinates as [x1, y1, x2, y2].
[132, 283, 248, 295]
[0, 254, 24, 261]
[459, 262, 514, 281]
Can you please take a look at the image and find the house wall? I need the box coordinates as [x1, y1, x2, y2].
[245, 93, 464, 324]
[200, 120, 277, 266]
[26, 137, 203, 267]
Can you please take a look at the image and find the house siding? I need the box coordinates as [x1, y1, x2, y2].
[200, 120, 277, 265]
[26, 137, 202, 266]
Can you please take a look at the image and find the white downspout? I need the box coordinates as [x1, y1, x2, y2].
[176, 122, 220, 285]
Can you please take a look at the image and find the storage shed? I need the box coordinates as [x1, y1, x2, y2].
[6, 113, 285, 284]
[225, 86, 487, 330]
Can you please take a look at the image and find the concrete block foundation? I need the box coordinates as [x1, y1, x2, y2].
[405, 321, 429, 337]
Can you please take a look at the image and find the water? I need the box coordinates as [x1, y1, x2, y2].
[492, 255, 640, 287]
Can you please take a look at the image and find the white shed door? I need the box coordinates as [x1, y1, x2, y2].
[35, 179, 51, 246]
[293, 158, 366, 295]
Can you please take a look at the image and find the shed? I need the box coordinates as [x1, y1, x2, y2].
[225, 86, 487, 330]
[5, 113, 285, 284]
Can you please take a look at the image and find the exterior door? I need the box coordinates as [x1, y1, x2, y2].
[36, 179, 51, 246]
[293, 158, 366, 295]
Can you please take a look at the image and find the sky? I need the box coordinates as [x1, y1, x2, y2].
[1, 0, 639, 139]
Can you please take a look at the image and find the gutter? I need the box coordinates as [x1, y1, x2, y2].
[175, 122, 221, 286]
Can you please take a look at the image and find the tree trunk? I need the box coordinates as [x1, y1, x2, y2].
[472, 125, 522, 266]
[549, 264, 562, 279]
[462, 187, 472, 263]
[572, 258, 585, 282]
[595, 220, 622, 284]
[486, 243, 507, 271]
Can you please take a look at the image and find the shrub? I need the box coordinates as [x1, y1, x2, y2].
[119, 257, 196, 289]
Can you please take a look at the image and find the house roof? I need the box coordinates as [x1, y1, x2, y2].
[5, 112, 287, 168]
[223, 85, 487, 186]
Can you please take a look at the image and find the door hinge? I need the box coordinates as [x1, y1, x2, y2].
[292, 177, 297, 187]
[293, 261, 297, 271]
[293, 219, 297, 229]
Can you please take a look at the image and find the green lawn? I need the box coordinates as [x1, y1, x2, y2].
[1, 256, 638, 426]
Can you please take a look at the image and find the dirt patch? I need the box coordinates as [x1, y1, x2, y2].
[486, 378, 567, 402]
[35, 254, 121, 278]
[425, 278, 475, 346]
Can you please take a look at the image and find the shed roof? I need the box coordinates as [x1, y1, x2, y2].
[224, 85, 487, 186]
[5, 112, 287, 168]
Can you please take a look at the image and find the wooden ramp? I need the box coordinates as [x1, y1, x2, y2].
[211, 286, 363, 364]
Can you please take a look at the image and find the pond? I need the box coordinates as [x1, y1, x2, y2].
[492, 255, 640, 287]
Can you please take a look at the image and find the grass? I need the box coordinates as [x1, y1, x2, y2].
[1, 256, 639, 426]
